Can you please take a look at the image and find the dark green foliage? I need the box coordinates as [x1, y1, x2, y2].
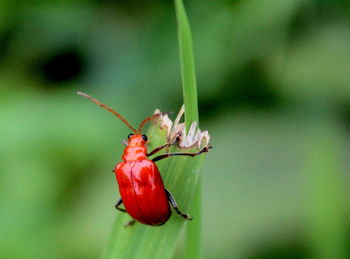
[1, 0, 350, 258]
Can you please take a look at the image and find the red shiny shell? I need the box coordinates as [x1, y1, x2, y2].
[115, 159, 171, 226]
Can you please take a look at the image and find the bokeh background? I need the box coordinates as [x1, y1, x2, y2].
[1, 0, 350, 258]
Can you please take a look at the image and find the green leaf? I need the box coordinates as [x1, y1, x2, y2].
[175, 0, 199, 128]
[175, 1, 202, 258]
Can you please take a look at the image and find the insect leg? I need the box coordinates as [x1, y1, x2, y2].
[115, 198, 126, 212]
[147, 143, 171, 157]
[147, 136, 181, 157]
[152, 145, 211, 162]
[115, 199, 136, 227]
[166, 189, 192, 220]
[124, 219, 136, 228]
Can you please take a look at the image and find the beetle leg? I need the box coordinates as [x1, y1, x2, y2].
[166, 189, 192, 220]
[147, 135, 181, 157]
[147, 143, 171, 157]
[124, 219, 136, 228]
[152, 145, 211, 162]
[115, 200, 136, 227]
[115, 198, 127, 212]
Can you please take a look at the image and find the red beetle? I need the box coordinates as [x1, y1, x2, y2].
[78, 92, 210, 226]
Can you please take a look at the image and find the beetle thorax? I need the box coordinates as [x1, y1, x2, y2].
[122, 146, 147, 161]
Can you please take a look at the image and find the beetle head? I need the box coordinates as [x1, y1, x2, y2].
[127, 133, 148, 147]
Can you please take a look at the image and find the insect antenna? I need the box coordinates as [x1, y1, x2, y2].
[77, 91, 137, 133]
[138, 113, 161, 133]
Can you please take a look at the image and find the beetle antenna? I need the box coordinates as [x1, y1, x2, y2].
[77, 91, 137, 133]
[138, 113, 161, 133]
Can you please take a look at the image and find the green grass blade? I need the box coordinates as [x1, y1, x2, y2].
[184, 184, 202, 259]
[175, 1, 203, 259]
[175, 0, 199, 128]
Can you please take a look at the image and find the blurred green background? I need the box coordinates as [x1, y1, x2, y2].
[1, 0, 350, 258]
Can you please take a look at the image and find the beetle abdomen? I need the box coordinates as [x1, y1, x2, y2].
[115, 160, 171, 226]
